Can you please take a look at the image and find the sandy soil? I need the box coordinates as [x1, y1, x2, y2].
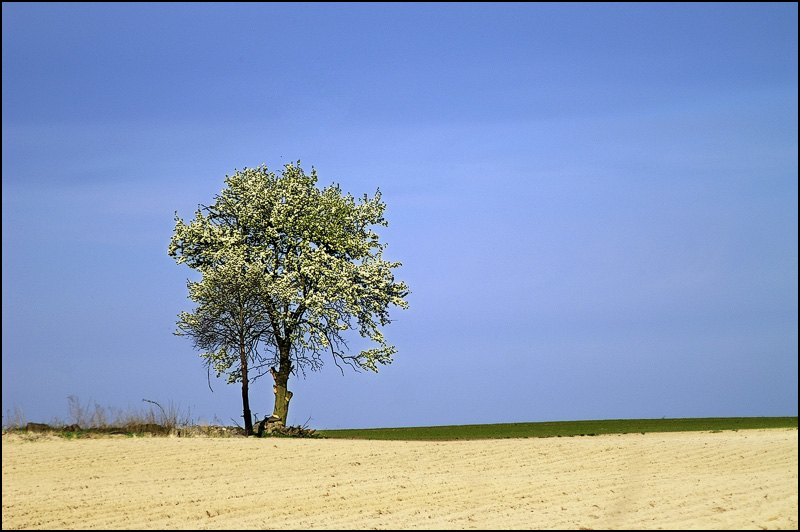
[2, 428, 796, 530]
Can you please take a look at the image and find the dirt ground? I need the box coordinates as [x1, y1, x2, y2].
[2, 428, 796, 530]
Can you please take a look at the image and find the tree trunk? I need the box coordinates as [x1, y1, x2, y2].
[270, 343, 293, 426]
[271, 374, 292, 426]
[240, 349, 254, 436]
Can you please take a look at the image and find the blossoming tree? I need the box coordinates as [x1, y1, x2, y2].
[168, 162, 409, 434]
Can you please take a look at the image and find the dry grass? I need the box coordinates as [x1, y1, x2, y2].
[3, 397, 204, 437]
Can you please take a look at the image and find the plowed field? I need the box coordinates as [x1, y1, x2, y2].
[2, 428, 796, 529]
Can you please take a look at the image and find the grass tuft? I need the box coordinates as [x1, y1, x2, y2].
[2, 396, 214, 437]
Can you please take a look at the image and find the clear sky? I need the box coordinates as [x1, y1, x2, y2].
[3, 3, 797, 430]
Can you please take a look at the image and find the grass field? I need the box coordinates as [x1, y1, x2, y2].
[318, 416, 798, 440]
[6, 397, 796, 441]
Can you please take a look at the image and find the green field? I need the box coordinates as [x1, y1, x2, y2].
[318, 417, 798, 440]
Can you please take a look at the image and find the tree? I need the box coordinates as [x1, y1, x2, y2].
[174, 255, 273, 436]
[168, 162, 409, 432]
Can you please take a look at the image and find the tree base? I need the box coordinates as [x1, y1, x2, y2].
[255, 415, 317, 438]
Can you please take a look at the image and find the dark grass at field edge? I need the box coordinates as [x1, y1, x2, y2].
[317, 417, 798, 441]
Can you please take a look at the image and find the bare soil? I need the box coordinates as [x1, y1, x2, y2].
[2, 428, 796, 529]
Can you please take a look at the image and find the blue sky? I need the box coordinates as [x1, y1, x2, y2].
[2, 3, 797, 430]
